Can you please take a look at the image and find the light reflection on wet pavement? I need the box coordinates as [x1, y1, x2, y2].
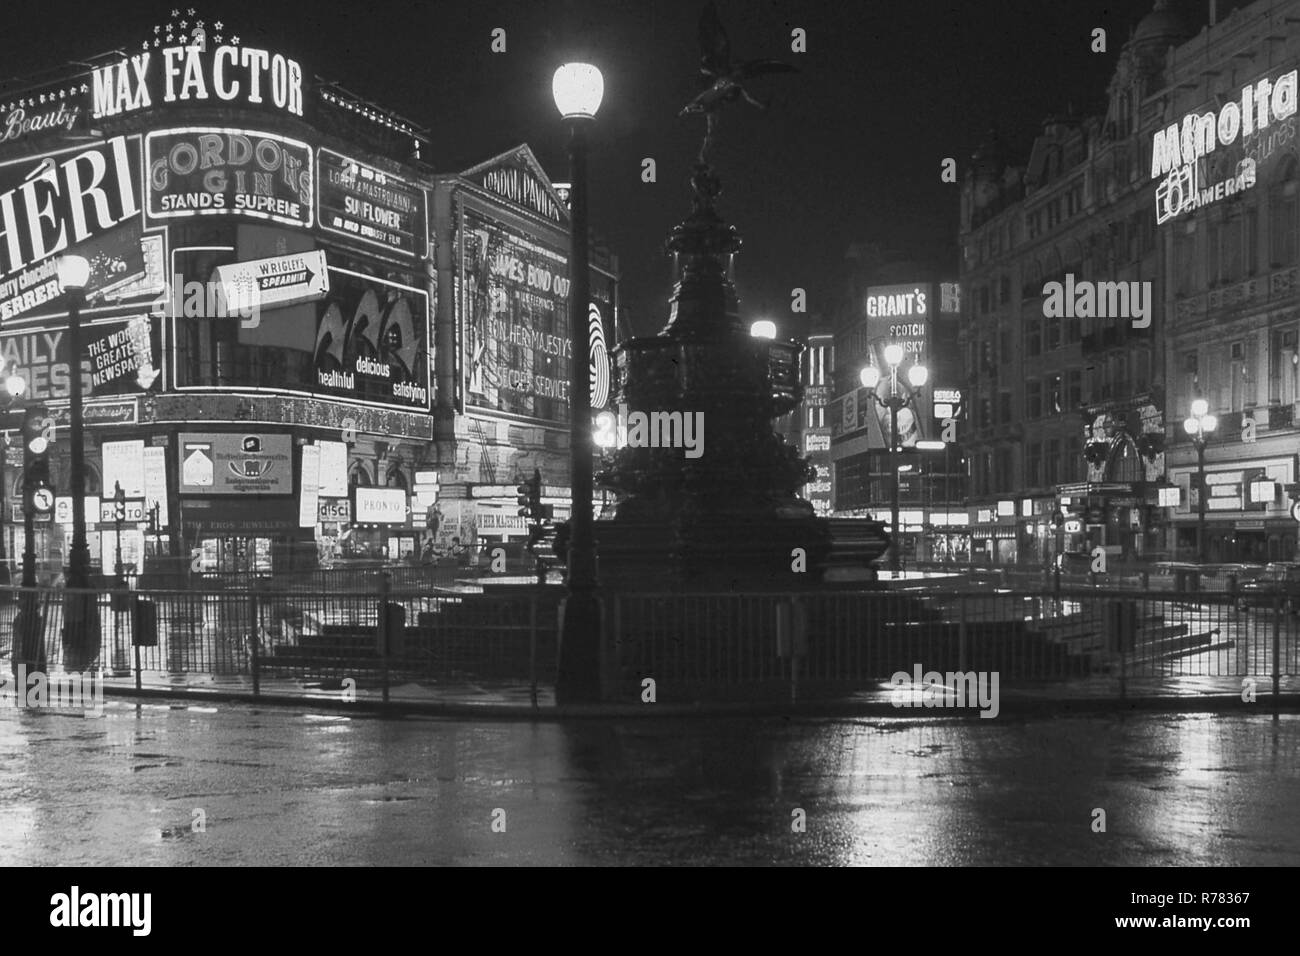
[1, 700, 1296, 865]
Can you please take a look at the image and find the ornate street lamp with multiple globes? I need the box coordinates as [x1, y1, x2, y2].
[861, 344, 928, 574]
[1183, 398, 1218, 564]
[552, 62, 605, 704]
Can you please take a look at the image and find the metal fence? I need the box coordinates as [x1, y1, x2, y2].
[2, 581, 1295, 709]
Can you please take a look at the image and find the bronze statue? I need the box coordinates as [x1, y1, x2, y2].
[678, 1, 798, 164]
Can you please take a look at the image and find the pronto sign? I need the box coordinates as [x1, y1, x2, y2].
[1151, 68, 1297, 224]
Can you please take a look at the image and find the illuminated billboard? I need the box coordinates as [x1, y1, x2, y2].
[460, 207, 617, 423]
[317, 149, 426, 257]
[0, 135, 157, 321]
[179, 432, 294, 496]
[462, 208, 572, 422]
[173, 242, 431, 411]
[146, 128, 313, 227]
[0, 315, 161, 402]
[835, 283, 934, 448]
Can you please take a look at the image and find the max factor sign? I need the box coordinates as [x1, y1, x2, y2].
[1152, 69, 1297, 224]
[91, 45, 305, 120]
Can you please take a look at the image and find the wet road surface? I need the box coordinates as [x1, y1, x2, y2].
[1, 700, 1297, 865]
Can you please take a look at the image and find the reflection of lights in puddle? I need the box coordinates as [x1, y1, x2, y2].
[302, 714, 350, 722]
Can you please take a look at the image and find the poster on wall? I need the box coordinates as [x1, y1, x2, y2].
[318, 149, 426, 257]
[0, 135, 156, 323]
[179, 432, 293, 496]
[146, 128, 313, 228]
[0, 315, 161, 402]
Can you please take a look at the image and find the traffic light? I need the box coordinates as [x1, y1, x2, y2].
[21, 405, 51, 503]
[113, 482, 126, 522]
[516, 469, 543, 520]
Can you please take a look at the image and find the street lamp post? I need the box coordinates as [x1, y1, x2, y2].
[552, 62, 604, 704]
[861, 345, 928, 575]
[0, 369, 27, 593]
[57, 255, 100, 670]
[1183, 398, 1218, 564]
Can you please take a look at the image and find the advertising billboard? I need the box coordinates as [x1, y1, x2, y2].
[462, 208, 571, 422]
[354, 487, 408, 524]
[146, 128, 313, 228]
[0, 135, 156, 322]
[460, 207, 618, 422]
[836, 283, 934, 448]
[173, 243, 431, 411]
[0, 315, 161, 402]
[318, 149, 426, 257]
[179, 432, 293, 495]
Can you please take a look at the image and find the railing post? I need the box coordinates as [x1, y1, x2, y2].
[1273, 594, 1281, 722]
[378, 572, 390, 705]
[529, 591, 538, 709]
[249, 586, 261, 699]
[958, 594, 968, 674]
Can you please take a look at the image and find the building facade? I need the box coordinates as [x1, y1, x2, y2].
[959, 0, 1300, 567]
[0, 18, 615, 577]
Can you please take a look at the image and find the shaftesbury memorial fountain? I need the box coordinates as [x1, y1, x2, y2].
[594, 4, 888, 591]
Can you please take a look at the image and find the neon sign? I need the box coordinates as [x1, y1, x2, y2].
[92, 45, 304, 120]
[1151, 68, 1296, 223]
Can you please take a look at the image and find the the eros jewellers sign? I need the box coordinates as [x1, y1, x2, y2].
[92, 44, 304, 120]
[0, 136, 141, 292]
[318, 149, 426, 257]
[146, 128, 313, 227]
[1151, 68, 1297, 224]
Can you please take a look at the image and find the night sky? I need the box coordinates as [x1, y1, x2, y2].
[1, 0, 1212, 338]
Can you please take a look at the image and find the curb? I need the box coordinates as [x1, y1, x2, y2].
[97, 684, 1300, 721]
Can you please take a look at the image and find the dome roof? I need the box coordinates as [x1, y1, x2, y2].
[1132, 0, 1191, 44]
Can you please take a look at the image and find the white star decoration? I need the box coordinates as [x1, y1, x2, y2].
[171, 8, 179, 16]
[80, 83, 88, 92]
[180, 19, 187, 28]
[232, 36, 239, 45]
[215, 35, 223, 43]
[215, 20, 223, 30]
[188, 6, 195, 14]
[143, 40, 149, 50]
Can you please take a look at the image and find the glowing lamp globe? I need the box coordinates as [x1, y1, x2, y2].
[56, 254, 90, 293]
[1183, 418, 1198, 435]
[907, 364, 929, 388]
[5, 375, 25, 397]
[1201, 414, 1217, 434]
[860, 366, 881, 390]
[750, 320, 777, 339]
[883, 344, 904, 367]
[1190, 398, 1209, 418]
[553, 64, 604, 119]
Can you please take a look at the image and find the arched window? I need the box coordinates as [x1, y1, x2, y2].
[1269, 156, 1298, 267]
[385, 467, 407, 489]
[349, 462, 372, 488]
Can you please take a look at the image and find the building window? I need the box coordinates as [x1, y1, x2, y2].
[1026, 442, 1043, 488]
[1026, 318, 1042, 356]
[1046, 317, 1061, 351]
[1270, 158, 1298, 267]
[1048, 373, 1063, 414]
[1044, 439, 1061, 486]
[998, 391, 1012, 424]
[1065, 435, 1083, 482]
[999, 328, 1012, 362]
[1270, 329, 1299, 406]
[1066, 368, 1083, 409]
[1026, 380, 1042, 419]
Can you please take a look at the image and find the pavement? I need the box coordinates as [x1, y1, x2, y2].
[2, 701, 1297, 865]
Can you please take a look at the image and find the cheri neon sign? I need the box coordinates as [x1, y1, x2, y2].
[1151, 68, 1297, 224]
[91, 44, 305, 121]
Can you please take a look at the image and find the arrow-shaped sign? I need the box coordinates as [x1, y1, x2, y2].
[213, 250, 330, 316]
